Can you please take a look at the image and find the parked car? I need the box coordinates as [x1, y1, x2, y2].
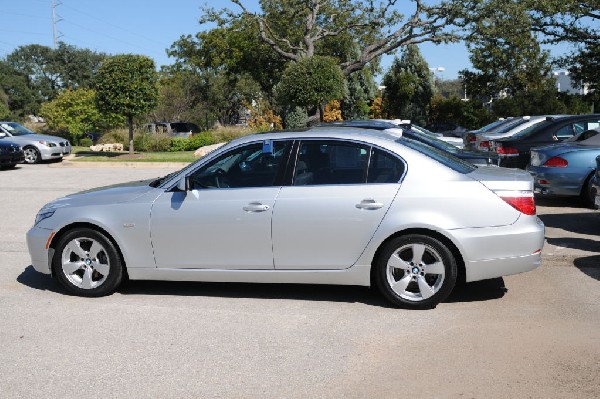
[0, 132, 24, 168]
[325, 120, 496, 166]
[143, 122, 201, 138]
[491, 114, 600, 169]
[591, 155, 600, 209]
[469, 116, 563, 152]
[370, 119, 464, 148]
[0, 122, 71, 164]
[424, 121, 468, 137]
[527, 128, 600, 207]
[27, 127, 544, 309]
[463, 117, 520, 147]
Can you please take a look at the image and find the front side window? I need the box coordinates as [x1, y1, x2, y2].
[293, 141, 369, 185]
[189, 141, 290, 189]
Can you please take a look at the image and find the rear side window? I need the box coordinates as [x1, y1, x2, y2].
[367, 148, 404, 183]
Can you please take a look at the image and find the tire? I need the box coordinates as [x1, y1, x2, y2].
[374, 234, 457, 309]
[52, 228, 124, 297]
[23, 146, 40, 164]
[580, 174, 596, 209]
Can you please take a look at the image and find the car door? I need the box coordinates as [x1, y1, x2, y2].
[272, 140, 404, 270]
[150, 140, 291, 269]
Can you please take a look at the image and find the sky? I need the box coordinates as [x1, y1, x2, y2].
[1, 0, 575, 82]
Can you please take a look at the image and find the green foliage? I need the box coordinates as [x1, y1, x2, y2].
[284, 106, 308, 129]
[343, 66, 378, 120]
[491, 89, 591, 116]
[277, 56, 346, 109]
[39, 88, 125, 142]
[133, 133, 172, 152]
[169, 134, 216, 152]
[79, 138, 93, 147]
[430, 96, 493, 129]
[382, 45, 434, 125]
[95, 55, 158, 118]
[0, 60, 42, 117]
[98, 128, 129, 146]
[0, 89, 9, 119]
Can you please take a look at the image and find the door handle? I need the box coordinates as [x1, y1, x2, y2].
[355, 199, 384, 210]
[243, 202, 270, 212]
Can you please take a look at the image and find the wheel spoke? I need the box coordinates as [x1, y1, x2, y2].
[88, 241, 103, 259]
[391, 274, 412, 296]
[417, 276, 435, 299]
[388, 253, 411, 271]
[412, 244, 426, 264]
[92, 261, 109, 277]
[66, 240, 87, 259]
[426, 261, 445, 275]
[80, 268, 94, 289]
[62, 261, 84, 275]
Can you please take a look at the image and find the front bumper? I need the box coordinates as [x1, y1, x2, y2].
[0, 151, 24, 165]
[26, 226, 54, 274]
[38, 143, 71, 161]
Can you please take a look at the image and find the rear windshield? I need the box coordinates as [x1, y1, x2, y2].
[405, 130, 459, 153]
[510, 120, 554, 139]
[478, 119, 513, 133]
[397, 137, 476, 174]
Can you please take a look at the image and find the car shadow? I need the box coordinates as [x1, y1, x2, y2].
[573, 255, 600, 281]
[538, 212, 600, 236]
[17, 265, 63, 293]
[18, 266, 509, 307]
[546, 237, 600, 253]
[535, 197, 588, 208]
[446, 278, 507, 303]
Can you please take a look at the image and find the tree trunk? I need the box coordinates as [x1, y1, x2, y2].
[128, 114, 134, 155]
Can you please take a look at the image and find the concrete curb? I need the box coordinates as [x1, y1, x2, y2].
[49, 154, 192, 168]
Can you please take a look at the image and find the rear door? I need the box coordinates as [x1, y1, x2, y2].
[272, 140, 404, 270]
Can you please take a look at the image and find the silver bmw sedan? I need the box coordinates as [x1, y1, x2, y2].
[27, 127, 544, 309]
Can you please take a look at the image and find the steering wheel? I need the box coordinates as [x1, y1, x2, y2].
[214, 168, 230, 188]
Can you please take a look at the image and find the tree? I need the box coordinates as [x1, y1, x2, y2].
[276, 56, 346, 122]
[0, 88, 9, 120]
[0, 60, 42, 118]
[226, 0, 462, 76]
[382, 45, 434, 125]
[40, 88, 125, 142]
[5, 43, 106, 103]
[95, 55, 158, 153]
[460, 0, 554, 99]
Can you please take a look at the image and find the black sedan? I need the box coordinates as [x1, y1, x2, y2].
[0, 133, 24, 169]
[491, 114, 600, 169]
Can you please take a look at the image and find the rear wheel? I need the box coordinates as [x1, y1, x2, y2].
[53, 228, 124, 297]
[375, 234, 457, 309]
[580, 174, 596, 209]
[23, 147, 40, 164]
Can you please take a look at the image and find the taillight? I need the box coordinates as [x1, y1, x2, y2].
[543, 156, 568, 167]
[468, 136, 476, 143]
[496, 191, 536, 215]
[496, 145, 519, 155]
[479, 141, 490, 148]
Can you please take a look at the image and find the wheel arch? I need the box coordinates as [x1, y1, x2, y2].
[370, 228, 466, 287]
[48, 222, 128, 278]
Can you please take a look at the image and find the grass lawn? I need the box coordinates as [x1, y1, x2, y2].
[71, 147, 197, 163]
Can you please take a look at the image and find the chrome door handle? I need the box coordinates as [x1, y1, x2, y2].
[355, 199, 384, 210]
[243, 202, 270, 212]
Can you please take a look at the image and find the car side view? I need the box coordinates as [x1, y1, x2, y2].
[27, 128, 544, 309]
[0, 122, 71, 164]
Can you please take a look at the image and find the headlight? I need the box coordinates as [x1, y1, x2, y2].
[38, 141, 57, 147]
[35, 209, 56, 225]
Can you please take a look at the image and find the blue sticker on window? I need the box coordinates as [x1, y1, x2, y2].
[263, 140, 274, 154]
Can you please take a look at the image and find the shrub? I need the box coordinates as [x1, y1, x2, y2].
[134, 133, 171, 152]
[169, 133, 216, 152]
[99, 128, 129, 146]
[284, 107, 308, 129]
[79, 138, 93, 147]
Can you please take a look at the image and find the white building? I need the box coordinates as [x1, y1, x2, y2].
[553, 71, 590, 95]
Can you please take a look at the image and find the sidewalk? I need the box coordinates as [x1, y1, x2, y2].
[49, 154, 190, 169]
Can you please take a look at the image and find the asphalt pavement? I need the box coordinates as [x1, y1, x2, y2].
[0, 163, 598, 398]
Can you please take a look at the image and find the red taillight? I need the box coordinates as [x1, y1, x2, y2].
[499, 194, 536, 215]
[479, 141, 490, 148]
[496, 146, 519, 155]
[468, 136, 476, 143]
[543, 156, 568, 167]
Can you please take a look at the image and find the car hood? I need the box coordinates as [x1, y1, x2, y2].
[46, 179, 158, 209]
[467, 166, 533, 192]
[7, 133, 68, 143]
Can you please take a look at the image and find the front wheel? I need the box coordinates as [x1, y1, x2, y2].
[23, 147, 40, 164]
[53, 228, 124, 297]
[374, 234, 457, 309]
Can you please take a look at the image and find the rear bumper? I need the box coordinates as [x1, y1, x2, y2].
[527, 165, 587, 197]
[451, 215, 545, 282]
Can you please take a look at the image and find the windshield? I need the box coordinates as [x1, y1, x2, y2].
[398, 137, 476, 174]
[0, 122, 35, 136]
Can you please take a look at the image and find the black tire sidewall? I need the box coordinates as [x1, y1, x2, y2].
[53, 228, 123, 297]
[375, 234, 457, 309]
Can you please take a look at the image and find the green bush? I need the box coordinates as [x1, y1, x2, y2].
[134, 133, 172, 152]
[168, 133, 216, 152]
[99, 128, 129, 146]
[284, 106, 308, 129]
[79, 138, 93, 147]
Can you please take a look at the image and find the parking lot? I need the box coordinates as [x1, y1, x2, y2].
[1, 163, 599, 398]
